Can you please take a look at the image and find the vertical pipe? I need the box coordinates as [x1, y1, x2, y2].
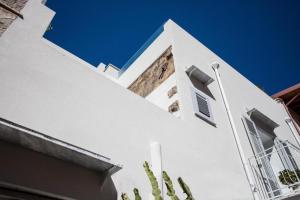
[150, 141, 163, 196]
[212, 63, 259, 199]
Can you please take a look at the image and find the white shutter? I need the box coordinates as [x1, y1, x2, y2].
[191, 87, 214, 124]
[242, 116, 280, 196]
[242, 116, 265, 155]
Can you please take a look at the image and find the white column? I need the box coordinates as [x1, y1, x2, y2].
[150, 141, 163, 196]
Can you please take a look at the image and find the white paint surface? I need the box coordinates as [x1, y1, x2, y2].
[0, 2, 299, 199]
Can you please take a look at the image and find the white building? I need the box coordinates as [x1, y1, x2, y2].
[1, 1, 300, 200]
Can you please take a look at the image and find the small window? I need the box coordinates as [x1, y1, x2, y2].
[168, 100, 179, 113]
[191, 87, 214, 124]
[167, 86, 177, 98]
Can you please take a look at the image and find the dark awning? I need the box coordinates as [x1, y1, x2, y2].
[247, 108, 279, 130]
[186, 65, 214, 85]
[0, 117, 121, 175]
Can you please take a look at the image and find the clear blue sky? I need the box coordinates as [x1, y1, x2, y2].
[44, 0, 300, 95]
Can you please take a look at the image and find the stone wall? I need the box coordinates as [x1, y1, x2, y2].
[0, 0, 28, 36]
[128, 46, 175, 97]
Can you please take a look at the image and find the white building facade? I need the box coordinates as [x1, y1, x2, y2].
[1, 1, 300, 200]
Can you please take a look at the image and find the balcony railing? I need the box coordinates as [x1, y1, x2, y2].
[249, 140, 300, 200]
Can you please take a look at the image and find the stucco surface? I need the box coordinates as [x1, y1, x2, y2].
[0, 1, 299, 200]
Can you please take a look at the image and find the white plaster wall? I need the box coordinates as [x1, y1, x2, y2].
[1, 2, 297, 200]
[97, 63, 106, 72]
[104, 64, 120, 78]
[116, 19, 300, 199]
[0, 2, 253, 200]
[117, 22, 174, 88]
[146, 74, 180, 117]
[167, 19, 298, 155]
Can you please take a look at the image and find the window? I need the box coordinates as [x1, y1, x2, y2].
[242, 116, 265, 155]
[167, 86, 177, 98]
[191, 87, 214, 124]
[168, 100, 179, 113]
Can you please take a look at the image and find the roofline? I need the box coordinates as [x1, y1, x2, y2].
[272, 83, 300, 98]
[118, 22, 165, 76]
[0, 117, 122, 174]
[104, 63, 120, 72]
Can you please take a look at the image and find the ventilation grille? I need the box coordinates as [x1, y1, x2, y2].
[191, 87, 214, 125]
[196, 94, 210, 117]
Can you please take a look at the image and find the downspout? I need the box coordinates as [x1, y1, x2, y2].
[212, 63, 258, 199]
[275, 98, 300, 146]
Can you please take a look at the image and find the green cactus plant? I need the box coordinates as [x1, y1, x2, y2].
[133, 188, 142, 200]
[278, 169, 300, 188]
[163, 171, 180, 200]
[121, 193, 131, 200]
[121, 161, 195, 200]
[143, 161, 163, 200]
[178, 177, 194, 200]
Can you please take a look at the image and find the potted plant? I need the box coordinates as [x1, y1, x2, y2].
[278, 169, 300, 190]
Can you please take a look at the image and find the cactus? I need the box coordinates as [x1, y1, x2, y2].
[143, 161, 163, 200]
[163, 171, 180, 200]
[133, 188, 142, 200]
[121, 193, 131, 200]
[178, 177, 194, 200]
[122, 161, 195, 200]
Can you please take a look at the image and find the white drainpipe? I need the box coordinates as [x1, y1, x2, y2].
[150, 141, 163, 197]
[212, 63, 259, 199]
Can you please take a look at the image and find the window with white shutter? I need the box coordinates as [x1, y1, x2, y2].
[191, 87, 214, 125]
[242, 116, 265, 155]
[242, 115, 281, 195]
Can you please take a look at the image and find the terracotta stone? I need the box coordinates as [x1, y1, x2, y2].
[128, 46, 175, 97]
[0, 0, 28, 36]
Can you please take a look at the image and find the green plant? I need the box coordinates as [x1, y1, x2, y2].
[278, 169, 300, 186]
[121, 161, 195, 200]
[121, 193, 130, 200]
[163, 171, 179, 200]
[133, 188, 142, 200]
[143, 161, 163, 200]
[178, 177, 194, 200]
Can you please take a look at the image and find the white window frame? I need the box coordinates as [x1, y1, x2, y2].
[191, 87, 215, 125]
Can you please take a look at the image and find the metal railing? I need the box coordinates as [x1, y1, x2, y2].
[249, 140, 300, 200]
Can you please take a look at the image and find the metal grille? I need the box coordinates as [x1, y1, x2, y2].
[249, 140, 300, 200]
[196, 93, 210, 117]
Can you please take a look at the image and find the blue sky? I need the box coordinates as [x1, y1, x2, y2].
[44, 0, 300, 95]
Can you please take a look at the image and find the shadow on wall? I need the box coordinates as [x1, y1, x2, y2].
[99, 176, 118, 200]
[0, 140, 117, 200]
[189, 74, 215, 100]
